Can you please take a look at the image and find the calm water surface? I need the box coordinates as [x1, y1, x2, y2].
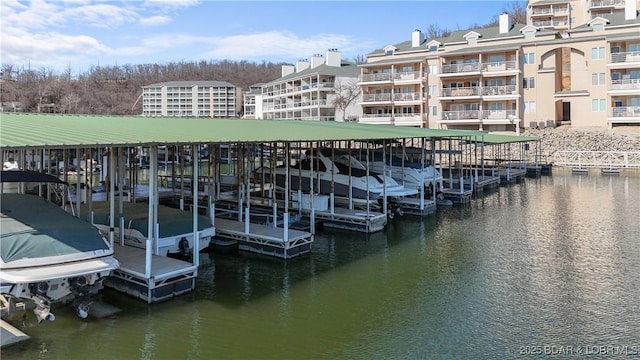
[3, 169, 640, 359]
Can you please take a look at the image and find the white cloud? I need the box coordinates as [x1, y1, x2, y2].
[1, 27, 109, 69]
[139, 15, 172, 26]
[201, 31, 365, 62]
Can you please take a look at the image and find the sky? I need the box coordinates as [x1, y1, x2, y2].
[0, 0, 526, 75]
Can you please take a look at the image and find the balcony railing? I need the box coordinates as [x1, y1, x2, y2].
[392, 92, 422, 101]
[441, 63, 481, 74]
[611, 106, 640, 117]
[362, 93, 392, 102]
[590, 0, 624, 8]
[531, 6, 568, 15]
[441, 110, 481, 121]
[610, 51, 640, 63]
[392, 71, 422, 81]
[440, 109, 517, 121]
[610, 78, 640, 90]
[440, 86, 481, 97]
[482, 60, 518, 72]
[532, 19, 569, 27]
[482, 85, 518, 96]
[360, 73, 393, 82]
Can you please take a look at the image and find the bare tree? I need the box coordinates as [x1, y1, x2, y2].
[426, 24, 451, 39]
[485, 1, 527, 27]
[331, 78, 362, 122]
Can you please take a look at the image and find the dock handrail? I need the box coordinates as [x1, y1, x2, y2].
[552, 151, 640, 169]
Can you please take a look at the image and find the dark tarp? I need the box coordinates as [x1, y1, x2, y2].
[0, 171, 68, 185]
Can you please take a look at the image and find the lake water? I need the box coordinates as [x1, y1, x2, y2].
[3, 168, 640, 359]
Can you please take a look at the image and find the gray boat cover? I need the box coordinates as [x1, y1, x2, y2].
[1, 193, 109, 265]
[84, 202, 213, 238]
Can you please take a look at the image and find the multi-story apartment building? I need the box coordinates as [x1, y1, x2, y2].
[528, 0, 634, 30]
[242, 83, 264, 119]
[358, 0, 639, 132]
[142, 81, 238, 117]
[261, 49, 362, 121]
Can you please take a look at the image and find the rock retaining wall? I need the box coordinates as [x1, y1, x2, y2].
[523, 126, 640, 156]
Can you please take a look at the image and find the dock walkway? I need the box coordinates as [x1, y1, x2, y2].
[214, 218, 312, 259]
[104, 245, 197, 304]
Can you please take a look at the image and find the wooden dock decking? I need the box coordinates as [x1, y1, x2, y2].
[104, 245, 197, 304]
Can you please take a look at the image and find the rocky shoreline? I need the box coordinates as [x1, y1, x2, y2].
[522, 126, 640, 156]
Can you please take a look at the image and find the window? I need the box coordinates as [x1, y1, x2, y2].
[489, 102, 504, 111]
[591, 47, 605, 59]
[523, 53, 535, 64]
[429, 45, 438, 52]
[429, 106, 437, 116]
[428, 85, 438, 96]
[524, 101, 536, 113]
[428, 64, 438, 74]
[523, 77, 535, 89]
[591, 73, 605, 85]
[591, 99, 606, 112]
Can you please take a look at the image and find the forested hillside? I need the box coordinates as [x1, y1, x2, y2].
[0, 60, 283, 115]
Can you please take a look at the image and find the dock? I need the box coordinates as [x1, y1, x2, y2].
[214, 217, 313, 259]
[104, 245, 197, 304]
[1, 319, 30, 348]
[217, 193, 388, 234]
[398, 197, 437, 216]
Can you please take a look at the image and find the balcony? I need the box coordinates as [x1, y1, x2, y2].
[531, 6, 568, 16]
[392, 71, 424, 82]
[439, 86, 481, 98]
[481, 85, 518, 96]
[359, 73, 393, 83]
[482, 60, 518, 72]
[609, 51, 640, 64]
[609, 78, 640, 91]
[358, 114, 422, 126]
[441, 63, 481, 74]
[611, 106, 640, 118]
[361, 93, 392, 103]
[590, 0, 624, 9]
[531, 19, 569, 28]
[439, 110, 518, 124]
[392, 92, 423, 102]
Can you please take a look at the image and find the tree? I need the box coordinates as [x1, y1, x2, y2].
[331, 78, 362, 122]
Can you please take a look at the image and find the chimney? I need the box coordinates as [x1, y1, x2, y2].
[296, 59, 310, 72]
[281, 64, 295, 77]
[625, 0, 637, 20]
[499, 12, 512, 34]
[325, 48, 341, 67]
[412, 29, 424, 47]
[311, 53, 324, 68]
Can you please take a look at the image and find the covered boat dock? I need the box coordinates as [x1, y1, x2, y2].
[1, 113, 538, 304]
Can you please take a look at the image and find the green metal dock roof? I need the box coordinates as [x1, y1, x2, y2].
[0, 114, 537, 150]
[0, 113, 488, 150]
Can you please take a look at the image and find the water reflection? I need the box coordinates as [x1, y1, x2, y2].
[3, 172, 639, 360]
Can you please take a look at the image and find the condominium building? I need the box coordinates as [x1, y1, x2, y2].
[242, 83, 264, 119]
[142, 81, 239, 117]
[261, 49, 362, 121]
[357, 0, 639, 132]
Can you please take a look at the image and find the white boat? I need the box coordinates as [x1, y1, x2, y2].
[1, 171, 119, 322]
[256, 148, 418, 201]
[361, 152, 443, 191]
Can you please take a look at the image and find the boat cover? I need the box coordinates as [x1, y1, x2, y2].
[84, 202, 213, 238]
[0, 170, 68, 185]
[1, 193, 109, 266]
